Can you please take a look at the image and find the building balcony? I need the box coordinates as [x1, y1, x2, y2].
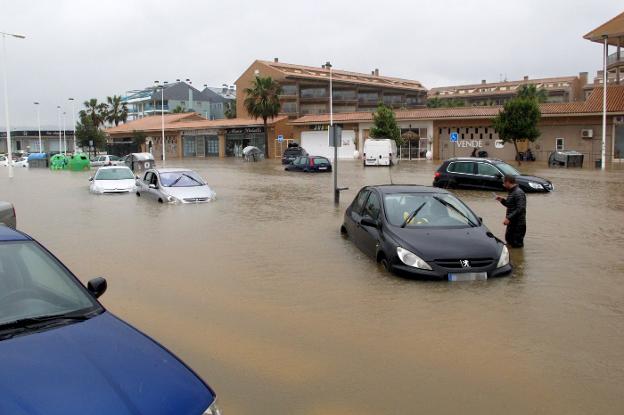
[607, 52, 624, 69]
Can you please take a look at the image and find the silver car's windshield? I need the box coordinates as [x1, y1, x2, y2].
[384, 193, 479, 227]
[0, 241, 100, 327]
[159, 171, 205, 187]
[496, 163, 520, 176]
[95, 168, 134, 180]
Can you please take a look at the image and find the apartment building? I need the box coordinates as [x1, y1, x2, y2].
[235, 59, 428, 119]
[122, 81, 232, 121]
[428, 73, 588, 106]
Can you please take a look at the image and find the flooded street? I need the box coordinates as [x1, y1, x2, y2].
[2, 159, 624, 414]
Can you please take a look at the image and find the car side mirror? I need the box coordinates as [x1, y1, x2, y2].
[360, 217, 380, 228]
[87, 277, 107, 298]
[495, 173, 503, 179]
[149, 184, 157, 189]
[88, 177, 93, 181]
[478, 217, 483, 224]
[135, 175, 140, 179]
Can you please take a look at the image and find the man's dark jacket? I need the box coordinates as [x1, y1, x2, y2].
[500, 185, 526, 224]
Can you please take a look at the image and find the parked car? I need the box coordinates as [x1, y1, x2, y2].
[0, 155, 9, 167]
[0, 201, 16, 228]
[284, 156, 332, 172]
[13, 157, 29, 168]
[0, 226, 221, 414]
[281, 144, 308, 164]
[136, 168, 216, 203]
[363, 138, 398, 166]
[433, 157, 553, 192]
[89, 166, 137, 194]
[90, 154, 123, 167]
[341, 185, 512, 280]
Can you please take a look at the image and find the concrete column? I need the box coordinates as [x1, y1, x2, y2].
[218, 132, 226, 158]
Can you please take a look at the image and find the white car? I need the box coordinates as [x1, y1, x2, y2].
[0, 155, 8, 167]
[90, 154, 124, 167]
[89, 166, 137, 194]
[14, 157, 29, 168]
[363, 138, 398, 166]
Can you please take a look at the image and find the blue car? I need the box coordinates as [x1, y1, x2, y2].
[0, 226, 221, 415]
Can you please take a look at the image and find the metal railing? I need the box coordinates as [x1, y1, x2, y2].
[607, 52, 624, 66]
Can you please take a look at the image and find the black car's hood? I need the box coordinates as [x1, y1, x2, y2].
[515, 174, 551, 185]
[387, 225, 502, 261]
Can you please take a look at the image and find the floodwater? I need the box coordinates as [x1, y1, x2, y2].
[2, 159, 624, 415]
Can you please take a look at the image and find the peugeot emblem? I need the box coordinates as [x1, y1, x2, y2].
[460, 260, 470, 268]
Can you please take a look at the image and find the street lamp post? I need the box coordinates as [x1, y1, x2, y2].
[601, 36, 607, 171]
[62, 112, 67, 155]
[57, 106, 62, 154]
[69, 98, 76, 152]
[326, 61, 339, 204]
[155, 80, 167, 163]
[34, 102, 42, 153]
[1, 31, 26, 178]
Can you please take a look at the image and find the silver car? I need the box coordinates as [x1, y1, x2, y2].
[135, 168, 216, 204]
[91, 154, 124, 167]
[0, 201, 16, 228]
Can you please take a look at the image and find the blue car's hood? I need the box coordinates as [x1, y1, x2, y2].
[0, 312, 214, 415]
[388, 225, 502, 261]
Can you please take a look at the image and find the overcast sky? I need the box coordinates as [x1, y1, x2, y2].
[0, 0, 620, 128]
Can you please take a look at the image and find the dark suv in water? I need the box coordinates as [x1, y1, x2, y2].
[281, 145, 308, 164]
[433, 158, 553, 192]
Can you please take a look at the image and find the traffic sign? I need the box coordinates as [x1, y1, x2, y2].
[450, 132, 458, 142]
[277, 134, 284, 142]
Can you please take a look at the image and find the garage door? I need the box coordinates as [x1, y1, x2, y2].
[301, 130, 355, 159]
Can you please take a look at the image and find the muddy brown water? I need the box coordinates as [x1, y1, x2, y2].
[2, 159, 624, 414]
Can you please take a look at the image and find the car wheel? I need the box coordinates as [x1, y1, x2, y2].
[340, 225, 348, 237]
[380, 257, 391, 272]
[158, 198, 163, 203]
[136, 192, 140, 197]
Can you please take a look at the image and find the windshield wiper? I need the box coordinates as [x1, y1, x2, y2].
[433, 196, 478, 227]
[0, 312, 91, 332]
[401, 202, 427, 228]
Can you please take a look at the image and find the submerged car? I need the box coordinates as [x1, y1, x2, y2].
[136, 168, 216, 204]
[284, 156, 332, 172]
[281, 144, 308, 164]
[91, 154, 124, 167]
[89, 166, 137, 194]
[433, 157, 553, 192]
[341, 185, 512, 280]
[0, 226, 221, 414]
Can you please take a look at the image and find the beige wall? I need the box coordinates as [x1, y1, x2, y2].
[235, 61, 285, 118]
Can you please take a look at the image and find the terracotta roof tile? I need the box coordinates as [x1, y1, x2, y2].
[106, 113, 204, 134]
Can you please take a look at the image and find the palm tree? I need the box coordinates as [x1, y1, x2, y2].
[80, 98, 108, 128]
[224, 99, 236, 119]
[244, 76, 281, 157]
[516, 84, 548, 103]
[106, 95, 128, 126]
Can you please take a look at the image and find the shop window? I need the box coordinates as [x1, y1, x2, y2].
[556, 138, 565, 151]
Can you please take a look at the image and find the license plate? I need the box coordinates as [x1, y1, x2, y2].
[318, 166, 327, 170]
[448, 272, 488, 282]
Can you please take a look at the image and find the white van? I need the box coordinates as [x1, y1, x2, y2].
[363, 138, 398, 166]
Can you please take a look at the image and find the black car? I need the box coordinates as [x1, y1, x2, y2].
[433, 158, 553, 192]
[285, 156, 332, 172]
[281, 145, 308, 164]
[341, 185, 512, 280]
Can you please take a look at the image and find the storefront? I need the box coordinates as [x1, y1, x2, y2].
[182, 129, 220, 157]
[225, 127, 265, 157]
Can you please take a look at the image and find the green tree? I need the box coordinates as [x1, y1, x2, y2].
[369, 103, 402, 146]
[80, 98, 108, 128]
[106, 95, 128, 126]
[172, 105, 186, 113]
[516, 84, 548, 103]
[132, 130, 146, 150]
[492, 98, 541, 163]
[224, 99, 237, 119]
[75, 114, 107, 155]
[244, 76, 282, 157]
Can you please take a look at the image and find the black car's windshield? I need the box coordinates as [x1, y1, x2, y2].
[0, 241, 100, 331]
[159, 171, 205, 187]
[495, 162, 520, 176]
[94, 168, 134, 180]
[384, 193, 480, 228]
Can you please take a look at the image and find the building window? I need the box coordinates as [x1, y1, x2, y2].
[281, 84, 298, 96]
[281, 102, 298, 114]
[333, 89, 357, 100]
[556, 137, 565, 151]
[300, 87, 327, 98]
[358, 91, 379, 103]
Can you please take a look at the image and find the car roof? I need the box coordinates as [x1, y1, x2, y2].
[96, 165, 131, 170]
[153, 168, 193, 173]
[0, 226, 31, 242]
[368, 184, 451, 194]
[446, 157, 505, 163]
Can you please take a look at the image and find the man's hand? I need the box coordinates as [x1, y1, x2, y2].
[503, 218, 510, 226]
[495, 196, 504, 202]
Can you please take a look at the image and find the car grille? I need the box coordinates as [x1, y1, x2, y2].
[433, 258, 495, 269]
[183, 197, 208, 203]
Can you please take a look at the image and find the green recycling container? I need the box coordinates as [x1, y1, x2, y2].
[67, 153, 91, 171]
[49, 154, 69, 170]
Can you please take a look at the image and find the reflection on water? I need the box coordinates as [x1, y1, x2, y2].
[2, 160, 624, 414]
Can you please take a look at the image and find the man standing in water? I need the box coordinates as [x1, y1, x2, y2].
[495, 175, 527, 248]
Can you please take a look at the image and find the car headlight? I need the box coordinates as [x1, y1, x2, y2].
[203, 400, 222, 415]
[497, 245, 510, 268]
[396, 247, 432, 270]
[166, 195, 180, 203]
[528, 181, 543, 190]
